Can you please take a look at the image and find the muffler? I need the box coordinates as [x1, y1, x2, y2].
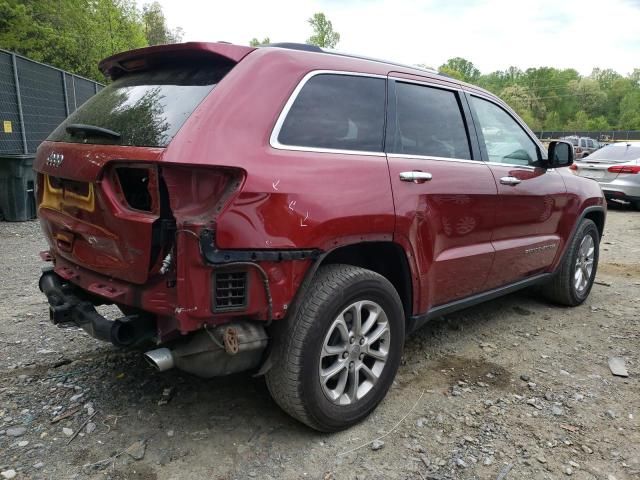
[144, 322, 268, 378]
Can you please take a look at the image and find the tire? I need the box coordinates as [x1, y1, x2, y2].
[266, 264, 405, 432]
[633, 200, 640, 211]
[541, 218, 599, 306]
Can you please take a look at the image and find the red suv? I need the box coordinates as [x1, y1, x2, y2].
[35, 42, 606, 431]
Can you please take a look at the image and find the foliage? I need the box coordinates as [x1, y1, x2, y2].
[439, 56, 640, 131]
[439, 57, 480, 83]
[306, 12, 340, 48]
[0, 0, 180, 81]
[142, 1, 183, 46]
[249, 37, 271, 47]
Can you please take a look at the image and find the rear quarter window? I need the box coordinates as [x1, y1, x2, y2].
[276, 73, 386, 153]
[48, 64, 231, 147]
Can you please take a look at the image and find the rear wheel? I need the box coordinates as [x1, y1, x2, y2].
[266, 264, 404, 431]
[541, 219, 599, 306]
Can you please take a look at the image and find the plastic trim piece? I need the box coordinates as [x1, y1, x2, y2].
[199, 230, 322, 264]
[407, 273, 553, 334]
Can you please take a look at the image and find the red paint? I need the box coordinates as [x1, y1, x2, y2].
[34, 43, 605, 342]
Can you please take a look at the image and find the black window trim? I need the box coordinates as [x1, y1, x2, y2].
[385, 76, 481, 163]
[269, 69, 387, 157]
[464, 91, 548, 169]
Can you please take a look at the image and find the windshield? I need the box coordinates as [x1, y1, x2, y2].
[48, 64, 231, 147]
[586, 144, 640, 162]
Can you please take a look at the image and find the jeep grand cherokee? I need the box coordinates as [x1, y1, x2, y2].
[35, 42, 606, 431]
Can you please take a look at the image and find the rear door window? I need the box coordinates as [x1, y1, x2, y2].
[388, 82, 472, 160]
[48, 64, 231, 147]
[276, 73, 386, 152]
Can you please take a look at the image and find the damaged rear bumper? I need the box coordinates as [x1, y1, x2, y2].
[39, 267, 155, 347]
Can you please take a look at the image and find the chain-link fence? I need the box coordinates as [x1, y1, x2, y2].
[537, 131, 640, 142]
[0, 49, 103, 154]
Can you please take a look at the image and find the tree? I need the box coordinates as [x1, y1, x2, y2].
[249, 37, 271, 47]
[619, 91, 640, 129]
[306, 12, 340, 48]
[142, 1, 183, 46]
[500, 84, 544, 129]
[0, 0, 148, 80]
[566, 111, 591, 131]
[438, 57, 480, 84]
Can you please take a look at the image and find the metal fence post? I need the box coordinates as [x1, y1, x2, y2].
[62, 71, 69, 117]
[71, 75, 77, 110]
[11, 53, 28, 154]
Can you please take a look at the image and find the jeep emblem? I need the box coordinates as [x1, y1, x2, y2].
[46, 152, 64, 167]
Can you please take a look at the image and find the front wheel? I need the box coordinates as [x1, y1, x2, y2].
[541, 218, 600, 306]
[266, 264, 405, 432]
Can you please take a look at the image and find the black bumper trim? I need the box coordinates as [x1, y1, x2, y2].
[199, 229, 322, 265]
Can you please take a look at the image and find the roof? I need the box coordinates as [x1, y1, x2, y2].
[97, 41, 485, 97]
[265, 42, 441, 76]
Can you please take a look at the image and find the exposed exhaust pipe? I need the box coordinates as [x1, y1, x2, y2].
[39, 268, 155, 347]
[143, 322, 268, 378]
[144, 348, 175, 372]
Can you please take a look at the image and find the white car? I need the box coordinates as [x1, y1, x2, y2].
[571, 141, 640, 210]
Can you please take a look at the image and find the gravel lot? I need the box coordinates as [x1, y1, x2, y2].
[0, 206, 638, 480]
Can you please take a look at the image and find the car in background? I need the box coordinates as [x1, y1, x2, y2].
[571, 141, 640, 209]
[562, 136, 600, 158]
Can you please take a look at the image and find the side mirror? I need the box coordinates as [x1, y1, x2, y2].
[547, 140, 574, 168]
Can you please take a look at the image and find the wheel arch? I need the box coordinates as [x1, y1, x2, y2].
[552, 204, 606, 273]
[584, 208, 605, 238]
[319, 242, 413, 322]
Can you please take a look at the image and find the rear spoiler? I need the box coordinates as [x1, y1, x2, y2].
[99, 42, 255, 80]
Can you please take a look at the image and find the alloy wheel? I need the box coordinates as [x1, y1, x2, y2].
[319, 300, 391, 405]
[574, 234, 595, 294]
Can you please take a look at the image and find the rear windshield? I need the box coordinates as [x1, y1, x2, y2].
[48, 64, 231, 147]
[587, 144, 640, 161]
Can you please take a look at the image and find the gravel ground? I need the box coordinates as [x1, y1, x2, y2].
[0, 205, 638, 480]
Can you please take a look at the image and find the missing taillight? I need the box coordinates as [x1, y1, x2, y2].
[116, 167, 153, 211]
[47, 176, 90, 196]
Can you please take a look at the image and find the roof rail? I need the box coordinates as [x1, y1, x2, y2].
[264, 42, 441, 77]
[266, 42, 323, 53]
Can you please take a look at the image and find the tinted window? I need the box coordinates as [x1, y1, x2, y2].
[470, 96, 540, 166]
[389, 82, 471, 159]
[49, 64, 231, 147]
[278, 74, 385, 152]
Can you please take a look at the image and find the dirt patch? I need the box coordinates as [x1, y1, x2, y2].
[434, 355, 512, 389]
[598, 261, 640, 277]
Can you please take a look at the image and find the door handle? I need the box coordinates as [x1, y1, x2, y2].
[500, 176, 521, 186]
[399, 171, 432, 183]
